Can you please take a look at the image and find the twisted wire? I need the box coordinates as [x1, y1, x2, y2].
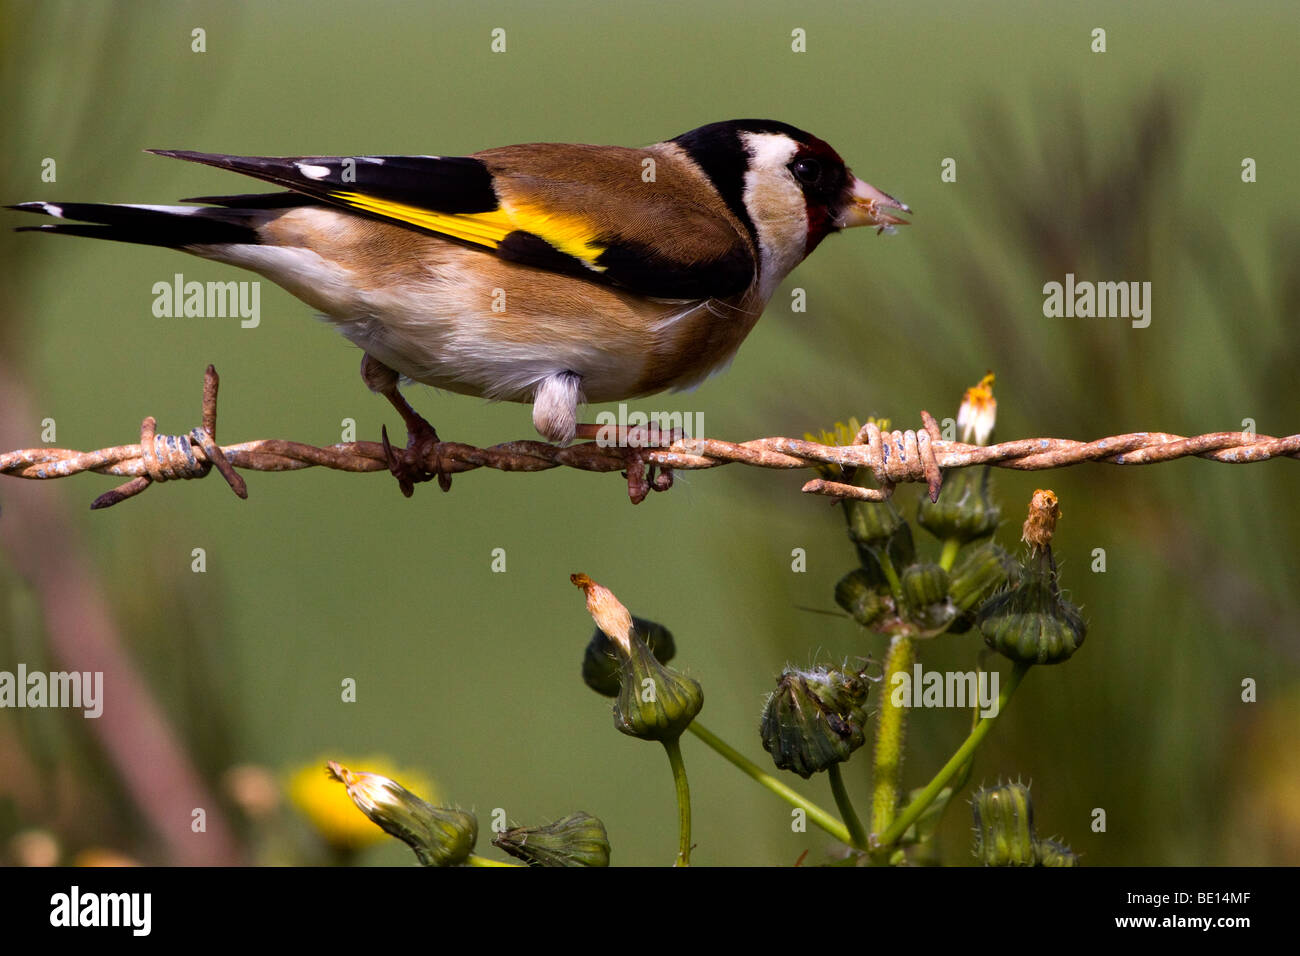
[2, 366, 1295, 510]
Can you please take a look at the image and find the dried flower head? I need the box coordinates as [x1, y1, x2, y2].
[571, 573, 634, 655]
[1022, 489, 1061, 552]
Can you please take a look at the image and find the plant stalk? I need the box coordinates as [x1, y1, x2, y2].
[828, 763, 867, 849]
[876, 661, 1031, 851]
[687, 721, 852, 846]
[664, 737, 692, 866]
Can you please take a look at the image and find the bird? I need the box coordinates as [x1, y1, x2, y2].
[11, 119, 909, 497]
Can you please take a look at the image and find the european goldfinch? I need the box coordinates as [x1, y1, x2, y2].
[12, 119, 908, 494]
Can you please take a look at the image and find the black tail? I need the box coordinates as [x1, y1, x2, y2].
[9, 201, 263, 248]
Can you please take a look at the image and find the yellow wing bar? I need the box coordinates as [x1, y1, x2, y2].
[332, 191, 606, 270]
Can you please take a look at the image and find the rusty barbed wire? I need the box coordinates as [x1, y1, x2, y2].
[1, 366, 1297, 510]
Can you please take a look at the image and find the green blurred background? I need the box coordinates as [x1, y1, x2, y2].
[1, 0, 1297, 866]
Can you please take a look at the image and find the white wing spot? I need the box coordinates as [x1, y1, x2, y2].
[122, 204, 201, 215]
[295, 162, 332, 180]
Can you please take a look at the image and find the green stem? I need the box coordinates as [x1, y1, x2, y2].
[687, 721, 852, 846]
[828, 763, 867, 849]
[663, 737, 692, 866]
[876, 661, 1031, 851]
[938, 537, 962, 572]
[876, 547, 906, 607]
[465, 854, 520, 867]
[870, 634, 915, 851]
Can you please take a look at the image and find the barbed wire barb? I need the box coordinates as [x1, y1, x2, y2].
[2, 365, 1297, 510]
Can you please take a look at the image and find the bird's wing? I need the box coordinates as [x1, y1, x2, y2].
[151, 146, 756, 300]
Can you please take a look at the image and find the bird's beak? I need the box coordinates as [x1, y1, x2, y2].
[835, 174, 911, 230]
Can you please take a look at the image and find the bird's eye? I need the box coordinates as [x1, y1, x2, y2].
[791, 157, 821, 185]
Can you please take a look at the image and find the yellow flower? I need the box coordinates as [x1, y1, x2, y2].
[957, 372, 997, 446]
[803, 417, 890, 480]
[288, 755, 437, 852]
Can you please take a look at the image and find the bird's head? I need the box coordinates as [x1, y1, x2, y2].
[672, 119, 909, 294]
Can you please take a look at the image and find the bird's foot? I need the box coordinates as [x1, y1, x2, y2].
[621, 447, 674, 504]
[573, 422, 680, 504]
[380, 418, 452, 498]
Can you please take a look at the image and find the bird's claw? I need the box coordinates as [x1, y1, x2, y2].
[617, 424, 679, 504]
[380, 422, 452, 498]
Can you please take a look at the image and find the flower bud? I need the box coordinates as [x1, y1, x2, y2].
[917, 466, 1000, 543]
[326, 762, 476, 867]
[492, 812, 611, 867]
[978, 489, 1084, 664]
[948, 542, 1015, 635]
[845, 496, 904, 548]
[573, 574, 703, 740]
[1036, 838, 1079, 867]
[977, 563, 1085, 664]
[981, 532, 1084, 664]
[972, 781, 1037, 867]
[583, 616, 675, 697]
[760, 664, 872, 779]
[854, 520, 917, 580]
[900, 562, 956, 631]
[948, 543, 1015, 615]
[835, 569, 889, 627]
[613, 636, 704, 742]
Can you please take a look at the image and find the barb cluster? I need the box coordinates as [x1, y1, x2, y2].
[2, 366, 1296, 510]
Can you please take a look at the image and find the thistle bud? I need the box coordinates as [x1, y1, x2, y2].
[760, 664, 872, 779]
[978, 490, 1085, 665]
[571, 574, 703, 741]
[971, 781, 1037, 867]
[978, 563, 1085, 664]
[1036, 838, 1079, 867]
[900, 562, 956, 631]
[851, 521, 916, 589]
[835, 569, 889, 627]
[612, 635, 704, 742]
[583, 616, 675, 697]
[917, 466, 1000, 543]
[326, 762, 476, 867]
[845, 496, 904, 548]
[492, 812, 611, 867]
[948, 542, 1015, 615]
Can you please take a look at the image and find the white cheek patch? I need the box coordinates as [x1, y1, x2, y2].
[738, 132, 809, 300]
